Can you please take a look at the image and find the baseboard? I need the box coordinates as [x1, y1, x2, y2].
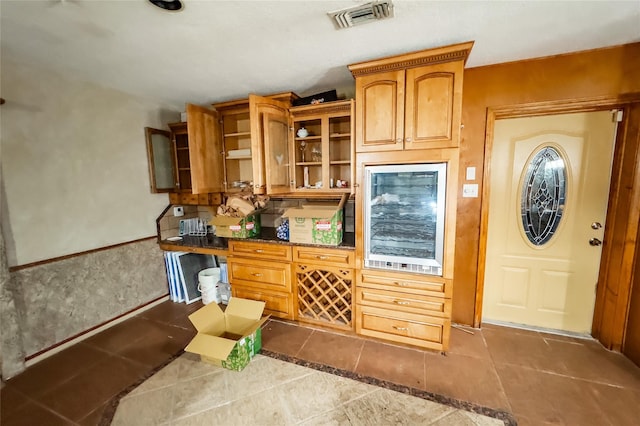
[25, 295, 170, 367]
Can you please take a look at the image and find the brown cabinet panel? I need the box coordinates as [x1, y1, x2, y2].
[228, 240, 292, 261]
[356, 305, 449, 350]
[232, 285, 294, 319]
[186, 104, 224, 194]
[355, 71, 404, 152]
[355, 287, 450, 317]
[293, 246, 354, 267]
[228, 257, 291, 291]
[358, 270, 451, 298]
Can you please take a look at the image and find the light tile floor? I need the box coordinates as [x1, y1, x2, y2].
[111, 354, 503, 425]
[2, 300, 640, 425]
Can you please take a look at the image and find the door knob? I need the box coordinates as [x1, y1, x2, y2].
[589, 238, 602, 246]
[591, 222, 602, 230]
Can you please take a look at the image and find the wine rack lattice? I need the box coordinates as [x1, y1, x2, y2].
[295, 263, 353, 330]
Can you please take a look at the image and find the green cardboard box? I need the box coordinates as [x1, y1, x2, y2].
[210, 212, 261, 238]
[283, 195, 346, 246]
[184, 297, 269, 371]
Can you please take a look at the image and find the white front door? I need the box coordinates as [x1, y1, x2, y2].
[482, 111, 618, 333]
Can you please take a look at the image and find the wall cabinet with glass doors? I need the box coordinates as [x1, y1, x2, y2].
[214, 93, 297, 195]
[264, 100, 355, 195]
[144, 104, 223, 194]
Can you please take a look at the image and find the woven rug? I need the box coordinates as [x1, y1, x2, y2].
[101, 350, 516, 425]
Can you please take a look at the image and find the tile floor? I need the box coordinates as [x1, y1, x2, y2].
[110, 353, 504, 425]
[2, 299, 640, 425]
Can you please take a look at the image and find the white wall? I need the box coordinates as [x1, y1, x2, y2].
[1, 58, 178, 265]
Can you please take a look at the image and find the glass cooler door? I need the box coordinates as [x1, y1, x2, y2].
[364, 163, 447, 276]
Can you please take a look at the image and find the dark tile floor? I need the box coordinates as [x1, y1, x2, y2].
[2, 299, 640, 425]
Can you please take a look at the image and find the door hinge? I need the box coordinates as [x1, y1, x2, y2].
[612, 109, 623, 122]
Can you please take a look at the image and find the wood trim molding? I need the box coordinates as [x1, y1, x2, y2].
[289, 100, 353, 117]
[474, 94, 640, 332]
[8, 236, 157, 272]
[348, 41, 474, 77]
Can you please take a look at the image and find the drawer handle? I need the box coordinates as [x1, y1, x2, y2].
[316, 255, 328, 260]
[251, 273, 263, 277]
[393, 300, 410, 305]
[393, 326, 409, 331]
[254, 249, 264, 253]
[393, 281, 410, 287]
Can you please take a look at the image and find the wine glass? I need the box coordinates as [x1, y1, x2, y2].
[299, 141, 307, 162]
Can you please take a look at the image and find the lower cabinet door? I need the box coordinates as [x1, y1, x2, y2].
[232, 286, 294, 320]
[355, 305, 450, 351]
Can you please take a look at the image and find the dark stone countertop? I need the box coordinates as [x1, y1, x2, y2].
[160, 227, 355, 251]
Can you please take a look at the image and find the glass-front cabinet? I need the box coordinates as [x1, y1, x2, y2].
[363, 163, 447, 276]
[286, 100, 354, 194]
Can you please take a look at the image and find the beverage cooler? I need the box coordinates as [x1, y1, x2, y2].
[363, 163, 447, 276]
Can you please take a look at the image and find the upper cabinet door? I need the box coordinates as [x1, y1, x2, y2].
[249, 94, 290, 194]
[404, 62, 463, 150]
[263, 112, 292, 194]
[355, 70, 405, 153]
[144, 127, 176, 193]
[186, 103, 223, 194]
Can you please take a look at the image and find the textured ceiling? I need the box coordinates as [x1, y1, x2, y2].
[2, 0, 639, 109]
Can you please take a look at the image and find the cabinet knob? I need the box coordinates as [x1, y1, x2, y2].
[317, 255, 328, 260]
[405, 138, 413, 143]
[393, 281, 410, 287]
[392, 326, 409, 331]
[251, 273, 263, 277]
[255, 249, 264, 253]
[393, 300, 410, 305]
[396, 138, 402, 144]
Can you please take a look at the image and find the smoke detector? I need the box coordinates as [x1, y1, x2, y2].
[328, 1, 394, 29]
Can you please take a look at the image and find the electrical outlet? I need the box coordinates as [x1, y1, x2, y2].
[173, 206, 184, 217]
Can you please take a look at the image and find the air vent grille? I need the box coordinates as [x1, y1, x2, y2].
[328, 1, 394, 29]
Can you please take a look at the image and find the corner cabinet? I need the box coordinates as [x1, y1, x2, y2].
[145, 104, 223, 194]
[348, 42, 473, 153]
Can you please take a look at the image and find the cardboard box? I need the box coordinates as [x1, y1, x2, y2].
[282, 195, 346, 246]
[210, 212, 261, 238]
[185, 297, 269, 371]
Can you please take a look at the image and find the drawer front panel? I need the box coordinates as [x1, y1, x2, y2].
[228, 258, 291, 291]
[229, 241, 292, 261]
[355, 306, 449, 350]
[355, 287, 450, 317]
[293, 247, 355, 267]
[232, 286, 293, 320]
[358, 271, 451, 298]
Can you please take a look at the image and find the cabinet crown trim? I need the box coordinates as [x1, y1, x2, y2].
[348, 41, 474, 77]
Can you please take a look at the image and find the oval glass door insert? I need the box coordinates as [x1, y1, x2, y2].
[520, 146, 567, 246]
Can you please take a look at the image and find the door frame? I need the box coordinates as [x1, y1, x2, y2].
[474, 94, 640, 351]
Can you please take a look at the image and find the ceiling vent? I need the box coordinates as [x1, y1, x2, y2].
[328, 1, 394, 29]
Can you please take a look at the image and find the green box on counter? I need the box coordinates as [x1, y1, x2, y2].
[184, 297, 269, 371]
[210, 212, 261, 238]
[283, 195, 346, 246]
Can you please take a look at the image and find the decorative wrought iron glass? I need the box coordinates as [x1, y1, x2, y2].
[520, 146, 567, 246]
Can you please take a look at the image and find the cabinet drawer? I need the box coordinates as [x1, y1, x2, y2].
[358, 271, 451, 298]
[293, 246, 354, 267]
[228, 240, 292, 261]
[232, 286, 294, 320]
[228, 258, 291, 292]
[355, 305, 449, 351]
[355, 287, 450, 318]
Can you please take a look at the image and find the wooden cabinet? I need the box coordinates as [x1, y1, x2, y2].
[355, 269, 452, 351]
[227, 240, 294, 319]
[349, 42, 473, 152]
[293, 246, 354, 330]
[214, 93, 297, 195]
[263, 100, 355, 195]
[145, 104, 223, 194]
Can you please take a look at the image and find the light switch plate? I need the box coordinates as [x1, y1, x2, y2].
[173, 206, 184, 217]
[462, 184, 479, 198]
[466, 167, 476, 181]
